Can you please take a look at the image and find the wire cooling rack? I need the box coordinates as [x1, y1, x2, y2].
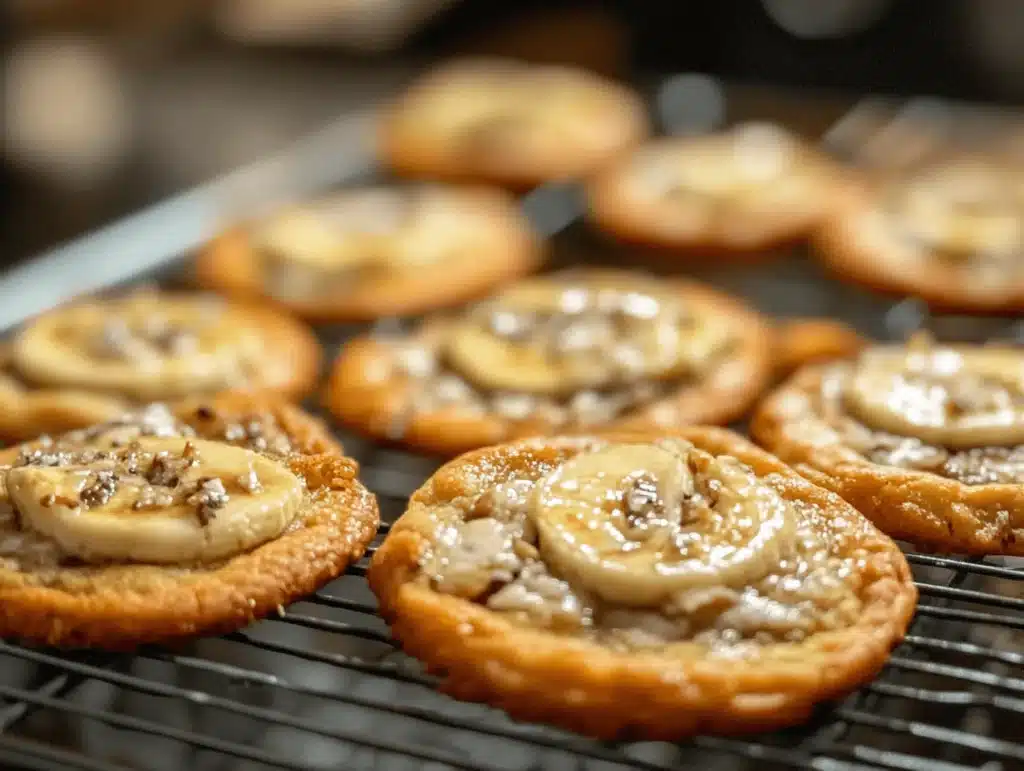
[1, 76, 1023, 771]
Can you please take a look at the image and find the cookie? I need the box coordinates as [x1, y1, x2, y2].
[369, 429, 916, 738]
[752, 334, 1024, 554]
[196, 184, 543, 322]
[326, 269, 773, 456]
[773, 318, 865, 379]
[0, 289, 320, 441]
[815, 154, 1024, 313]
[0, 400, 377, 649]
[589, 123, 846, 255]
[379, 58, 648, 188]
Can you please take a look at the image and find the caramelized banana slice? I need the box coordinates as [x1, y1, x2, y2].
[845, 343, 1024, 448]
[6, 437, 304, 564]
[446, 279, 730, 396]
[12, 293, 263, 401]
[892, 160, 1023, 260]
[529, 440, 795, 606]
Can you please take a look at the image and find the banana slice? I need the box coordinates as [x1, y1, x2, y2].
[12, 294, 262, 401]
[258, 189, 412, 271]
[896, 180, 1021, 260]
[845, 344, 1024, 449]
[445, 280, 730, 396]
[529, 441, 796, 606]
[5, 437, 304, 564]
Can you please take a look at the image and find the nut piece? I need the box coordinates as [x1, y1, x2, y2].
[188, 477, 229, 526]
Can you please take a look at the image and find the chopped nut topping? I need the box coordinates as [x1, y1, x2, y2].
[73, 403, 191, 444]
[38, 493, 77, 508]
[146, 446, 197, 488]
[79, 470, 119, 508]
[132, 485, 175, 511]
[222, 417, 292, 455]
[488, 309, 534, 341]
[941, 446, 1024, 485]
[624, 472, 660, 520]
[17, 446, 72, 468]
[237, 466, 263, 494]
[188, 477, 229, 525]
[91, 316, 200, 362]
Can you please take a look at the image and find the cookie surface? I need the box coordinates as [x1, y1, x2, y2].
[380, 58, 648, 188]
[752, 336, 1024, 554]
[196, 184, 542, 322]
[0, 401, 377, 648]
[0, 290, 320, 441]
[326, 269, 773, 456]
[370, 429, 916, 738]
[589, 124, 845, 254]
[815, 155, 1024, 312]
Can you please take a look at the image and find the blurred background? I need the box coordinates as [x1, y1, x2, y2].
[7, 0, 1024, 266]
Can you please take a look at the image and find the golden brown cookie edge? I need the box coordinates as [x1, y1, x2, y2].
[369, 428, 917, 739]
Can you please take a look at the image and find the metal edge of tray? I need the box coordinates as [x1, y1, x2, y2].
[0, 109, 380, 332]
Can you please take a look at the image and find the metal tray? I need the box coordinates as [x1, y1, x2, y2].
[0, 76, 1021, 771]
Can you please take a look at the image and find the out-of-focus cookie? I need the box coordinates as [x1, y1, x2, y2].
[197, 184, 542, 322]
[773, 318, 865, 379]
[370, 429, 916, 738]
[379, 58, 648, 188]
[815, 154, 1024, 313]
[0, 290, 320, 441]
[326, 269, 773, 456]
[752, 333, 1024, 554]
[588, 124, 846, 256]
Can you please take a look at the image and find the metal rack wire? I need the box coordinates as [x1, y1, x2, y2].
[0, 457, 1021, 771]
[1, 79, 1023, 771]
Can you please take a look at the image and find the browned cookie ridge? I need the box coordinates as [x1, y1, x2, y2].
[370, 429, 916, 738]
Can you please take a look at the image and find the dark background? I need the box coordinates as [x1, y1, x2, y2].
[5, 0, 1022, 267]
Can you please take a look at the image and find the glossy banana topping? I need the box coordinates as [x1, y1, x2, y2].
[529, 440, 795, 606]
[1, 422, 304, 566]
[12, 292, 264, 401]
[628, 124, 816, 204]
[408, 62, 631, 154]
[379, 273, 738, 431]
[422, 439, 862, 649]
[446, 278, 731, 396]
[843, 340, 1024, 449]
[807, 337, 1024, 484]
[883, 161, 1024, 263]
[0, 404, 314, 569]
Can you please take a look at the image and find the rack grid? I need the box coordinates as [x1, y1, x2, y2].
[1, 77, 1022, 771]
